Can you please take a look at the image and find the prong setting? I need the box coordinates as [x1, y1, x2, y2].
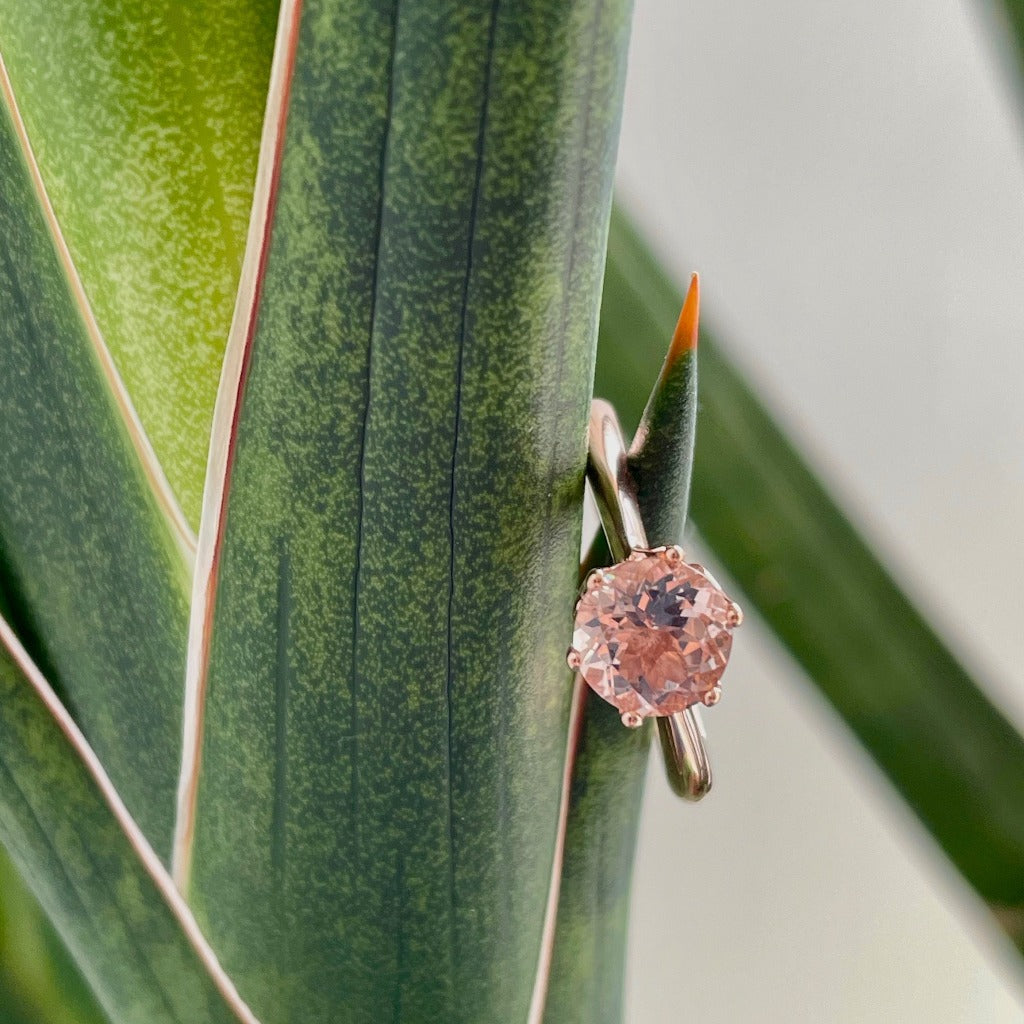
[662, 544, 684, 566]
[574, 550, 737, 717]
[727, 602, 743, 627]
[583, 397, 724, 801]
[566, 649, 581, 670]
[702, 686, 722, 707]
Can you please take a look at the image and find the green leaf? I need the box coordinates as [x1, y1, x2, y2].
[626, 275, 700, 543]
[0, 849, 107, 1024]
[596, 206, 1024, 934]
[0, 616, 259, 1024]
[0, 0, 278, 526]
[990, 1, 1024, 87]
[546, 277, 700, 1023]
[543, 682, 648, 1024]
[174, 1, 631, 1020]
[0, 72, 190, 851]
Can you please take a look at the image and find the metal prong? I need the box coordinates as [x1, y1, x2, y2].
[657, 710, 712, 801]
[728, 602, 744, 627]
[702, 686, 722, 707]
[663, 544, 683, 566]
[620, 711, 644, 729]
[587, 569, 606, 590]
[566, 649, 581, 670]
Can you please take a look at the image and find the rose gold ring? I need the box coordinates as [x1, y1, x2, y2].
[567, 400, 742, 801]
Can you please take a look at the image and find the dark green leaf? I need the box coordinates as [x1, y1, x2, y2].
[0, 615, 258, 1024]
[989, 1, 1024, 94]
[543, 686, 649, 1024]
[178, 1, 632, 1021]
[626, 275, 699, 543]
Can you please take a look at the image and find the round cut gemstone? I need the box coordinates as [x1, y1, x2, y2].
[571, 551, 736, 718]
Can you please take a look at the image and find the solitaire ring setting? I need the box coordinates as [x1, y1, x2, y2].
[568, 400, 742, 801]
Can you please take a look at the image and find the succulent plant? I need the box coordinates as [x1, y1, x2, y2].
[1, 3, 1024, 1024]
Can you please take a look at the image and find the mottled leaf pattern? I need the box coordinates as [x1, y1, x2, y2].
[0, 0, 278, 525]
[0, 77, 190, 851]
[0, 616, 257, 1024]
[183, 1, 631, 1021]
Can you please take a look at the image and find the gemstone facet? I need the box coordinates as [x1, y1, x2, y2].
[570, 549, 738, 718]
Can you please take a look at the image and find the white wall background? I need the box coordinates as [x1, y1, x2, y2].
[618, 2, 1024, 1021]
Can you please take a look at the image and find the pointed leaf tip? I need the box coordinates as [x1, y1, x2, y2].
[669, 272, 700, 359]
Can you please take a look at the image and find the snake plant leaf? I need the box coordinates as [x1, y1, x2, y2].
[626, 273, 700, 543]
[597, 206, 1024, 938]
[545, 275, 701, 1023]
[0, 615, 260, 1024]
[543, 683, 648, 1024]
[0, 67, 190, 851]
[988, 1, 1024, 90]
[0, 974, 38, 1024]
[174, 1, 631, 1020]
[0, 0, 278, 527]
[0, 850, 107, 1024]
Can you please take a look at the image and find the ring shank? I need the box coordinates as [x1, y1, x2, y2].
[585, 400, 713, 801]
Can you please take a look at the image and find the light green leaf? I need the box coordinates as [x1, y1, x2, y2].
[0, 69, 190, 851]
[0, 614, 259, 1024]
[0, 0, 278, 526]
[174, 1, 632, 1020]
[0, 848, 106, 1024]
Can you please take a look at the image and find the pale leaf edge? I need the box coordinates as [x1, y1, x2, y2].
[171, 0, 304, 890]
[526, 677, 587, 1024]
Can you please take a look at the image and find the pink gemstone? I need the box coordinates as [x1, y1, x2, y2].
[571, 552, 737, 718]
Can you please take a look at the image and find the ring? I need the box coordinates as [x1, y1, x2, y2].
[567, 400, 742, 801]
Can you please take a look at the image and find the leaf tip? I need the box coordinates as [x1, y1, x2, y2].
[668, 272, 700, 359]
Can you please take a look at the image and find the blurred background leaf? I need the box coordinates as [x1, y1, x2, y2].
[0, 850, 106, 1024]
[595, 205, 1024, 943]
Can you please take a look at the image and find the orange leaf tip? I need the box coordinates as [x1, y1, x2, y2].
[669, 272, 700, 358]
